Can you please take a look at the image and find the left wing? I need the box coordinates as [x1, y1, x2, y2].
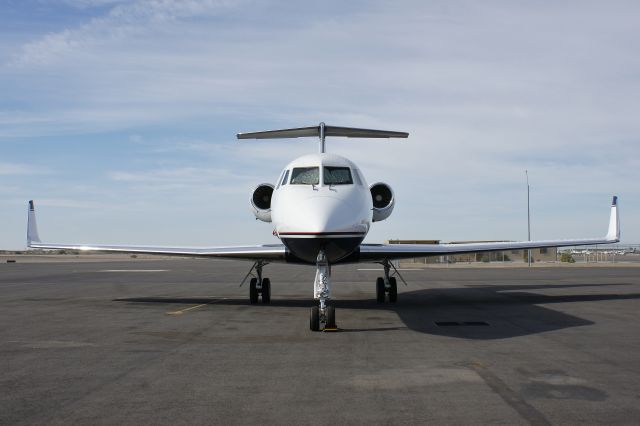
[26, 201, 286, 261]
[359, 196, 620, 262]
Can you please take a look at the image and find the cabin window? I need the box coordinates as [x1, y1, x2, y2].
[291, 167, 319, 185]
[323, 166, 353, 185]
[280, 169, 290, 186]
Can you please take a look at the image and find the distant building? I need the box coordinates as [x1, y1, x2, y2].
[387, 239, 558, 264]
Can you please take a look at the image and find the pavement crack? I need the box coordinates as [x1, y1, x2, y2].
[469, 362, 552, 426]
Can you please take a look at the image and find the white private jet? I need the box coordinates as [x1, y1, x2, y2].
[27, 123, 621, 331]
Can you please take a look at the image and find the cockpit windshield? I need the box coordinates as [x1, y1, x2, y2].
[324, 166, 353, 185]
[291, 167, 319, 185]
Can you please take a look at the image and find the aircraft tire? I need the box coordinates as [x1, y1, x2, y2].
[310, 306, 320, 331]
[376, 277, 385, 303]
[261, 278, 271, 303]
[249, 278, 258, 304]
[326, 305, 336, 328]
[388, 277, 398, 303]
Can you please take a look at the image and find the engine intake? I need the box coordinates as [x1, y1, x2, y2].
[370, 182, 394, 222]
[251, 183, 274, 222]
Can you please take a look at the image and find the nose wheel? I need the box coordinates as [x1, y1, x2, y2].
[310, 305, 336, 332]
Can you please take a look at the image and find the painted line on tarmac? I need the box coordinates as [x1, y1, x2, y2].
[166, 298, 227, 316]
[99, 269, 169, 273]
[357, 268, 423, 271]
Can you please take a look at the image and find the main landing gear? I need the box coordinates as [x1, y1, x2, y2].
[309, 250, 337, 332]
[243, 261, 271, 304]
[376, 259, 399, 303]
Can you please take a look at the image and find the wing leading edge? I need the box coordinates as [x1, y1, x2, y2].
[26, 201, 286, 261]
[358, 196, 620, 262]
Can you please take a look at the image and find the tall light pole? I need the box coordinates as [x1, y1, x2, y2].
[526, 170, 531, 267]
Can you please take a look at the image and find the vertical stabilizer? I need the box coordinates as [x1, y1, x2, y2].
[27, 200, 41, 245]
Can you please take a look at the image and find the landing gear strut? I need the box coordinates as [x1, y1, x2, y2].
[310, 250, 337, 331]
[244, 261, 271, 304]
[376, 259, 399, 303]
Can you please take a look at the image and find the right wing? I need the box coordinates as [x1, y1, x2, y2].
[359, 196, 620, 262]
[26, 201, 286, 261]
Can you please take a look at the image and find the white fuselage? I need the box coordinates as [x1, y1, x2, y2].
[270, 153, 373, 263]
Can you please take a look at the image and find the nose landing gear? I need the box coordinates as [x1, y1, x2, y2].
[310, 250, 337, 331]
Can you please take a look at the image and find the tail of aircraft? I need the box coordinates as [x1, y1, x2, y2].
[237, 122, 409, 153]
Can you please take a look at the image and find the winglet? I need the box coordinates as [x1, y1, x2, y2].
[27, 200, 41, 245]
[605, 195, 620, 242]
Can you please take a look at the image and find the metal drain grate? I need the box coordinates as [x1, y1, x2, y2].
[435, 321, 490, 327]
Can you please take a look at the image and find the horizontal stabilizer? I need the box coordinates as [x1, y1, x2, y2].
[237, 124, 408, 140]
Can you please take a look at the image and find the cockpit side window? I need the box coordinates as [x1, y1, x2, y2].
[352, 168, 363, 186]
[275, 170, 285, 189]
[280, 169, 290, 186]
[323, 166, 353, 185]
[291, 167, 319, 185]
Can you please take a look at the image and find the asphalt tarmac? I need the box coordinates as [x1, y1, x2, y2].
[1, 259, 639, 425]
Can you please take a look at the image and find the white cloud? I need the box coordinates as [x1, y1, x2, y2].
[60, 0, 130, 9]
[0, 162, 46, 176]
[8, 0, 237, 67]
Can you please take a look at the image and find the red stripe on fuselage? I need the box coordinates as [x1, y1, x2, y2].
[278, 231, 366, 236]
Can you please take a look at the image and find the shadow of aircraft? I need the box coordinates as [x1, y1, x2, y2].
[115, 282, 640, 340]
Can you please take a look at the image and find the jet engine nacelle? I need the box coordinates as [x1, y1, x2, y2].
[251, 183, 274, 222]
[370, 182, 395, 222]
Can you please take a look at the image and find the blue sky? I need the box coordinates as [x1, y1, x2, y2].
[1, 0, 638, 250]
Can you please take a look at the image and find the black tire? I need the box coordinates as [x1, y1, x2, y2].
[376, 277, 385, 303]
[310, 306, 320, 331]
[326, 305, 336, 328]
[388, 277, 398, 303]
[261, 278, 271, 304]
[249, 278, 258, 304]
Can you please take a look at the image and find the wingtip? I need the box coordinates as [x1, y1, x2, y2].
[606, 195, 620, 242]
[27, 199, 41, 244]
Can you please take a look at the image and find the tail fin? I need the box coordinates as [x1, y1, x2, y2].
[237, 122, 408, 153]
[27, 200, 41, 245]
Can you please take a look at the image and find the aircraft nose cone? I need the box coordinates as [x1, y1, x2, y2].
[277, 195, 368, 263]
[297, 196, 359, 234]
